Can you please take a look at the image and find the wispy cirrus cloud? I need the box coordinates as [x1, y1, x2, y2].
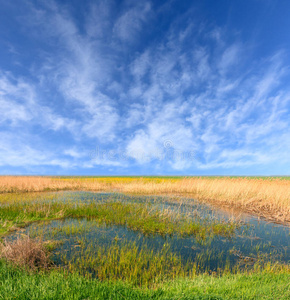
[25, 0, 121, 142]
[0, 71, 77, 132]
[122, 22, 290, 171]
[113, 2, 152, 42]
[0, 0, 289, 174]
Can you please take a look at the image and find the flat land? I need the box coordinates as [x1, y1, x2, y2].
[1, 176, 289, 224]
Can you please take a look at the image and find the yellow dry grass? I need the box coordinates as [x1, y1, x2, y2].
[0, 176, 289, 224]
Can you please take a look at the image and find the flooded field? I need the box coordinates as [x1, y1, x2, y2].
[6, 191, 289, 285]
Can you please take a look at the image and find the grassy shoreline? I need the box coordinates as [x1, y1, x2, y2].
[0, 260, 289, 300]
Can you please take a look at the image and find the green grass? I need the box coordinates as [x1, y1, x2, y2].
[64, 241, 193, 286]
[0, 260, 289, 300]
[0, 200, 237, 240]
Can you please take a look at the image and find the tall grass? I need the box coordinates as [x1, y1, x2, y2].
[0, 176, 289, 223]
[65, 241, 193, 286]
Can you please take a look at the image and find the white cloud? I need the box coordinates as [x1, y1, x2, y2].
[0, 71, 77, 132]
[126, 102, 196, 165]
[218, 44, 241, 75]
[124, 25, 290, 170]
[113, 2, 151, 42]
[0, 133, 70, 168]
[64, 148, 84, 158]
[1, 0, 289, 173]
[32, 2, 120, 142]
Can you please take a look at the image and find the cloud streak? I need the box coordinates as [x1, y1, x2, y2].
[0, 0, 289, 174]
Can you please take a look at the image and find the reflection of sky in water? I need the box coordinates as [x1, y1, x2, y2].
[8, 191, 290, 273]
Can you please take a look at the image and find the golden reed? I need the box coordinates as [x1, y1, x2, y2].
[0, 176, 289, 224]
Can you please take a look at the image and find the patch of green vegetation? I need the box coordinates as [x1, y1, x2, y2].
[0, 201, 237, 241]
[64, 241, 193, 286]
[61, 239, 287, 287]
[43, 240, 64, 252]
[0, 260, 289, 300]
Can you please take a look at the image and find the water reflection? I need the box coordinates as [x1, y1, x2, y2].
[8, 191, 290, 276]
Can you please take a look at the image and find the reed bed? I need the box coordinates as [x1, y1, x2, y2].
[0, 176, 289, 223]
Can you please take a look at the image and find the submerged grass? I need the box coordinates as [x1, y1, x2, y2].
[60, 238, 289, 287]
[65, 241, 192, 286]
[0, 176, 289, 223]
[0, 199, 237, 241]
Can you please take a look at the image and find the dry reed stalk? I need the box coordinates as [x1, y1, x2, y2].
[0, 236, 51, 270]
[120, 178, 290, 223]
[0, 176, 107, 193]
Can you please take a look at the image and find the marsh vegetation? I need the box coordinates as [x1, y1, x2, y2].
[1, 175, 289, 224]
[0, 177, 289, 299]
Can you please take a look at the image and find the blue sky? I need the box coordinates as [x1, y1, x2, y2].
[0, 0, 289, 175]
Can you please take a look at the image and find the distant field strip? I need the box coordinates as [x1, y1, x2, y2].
[0, 176, 289, 224]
